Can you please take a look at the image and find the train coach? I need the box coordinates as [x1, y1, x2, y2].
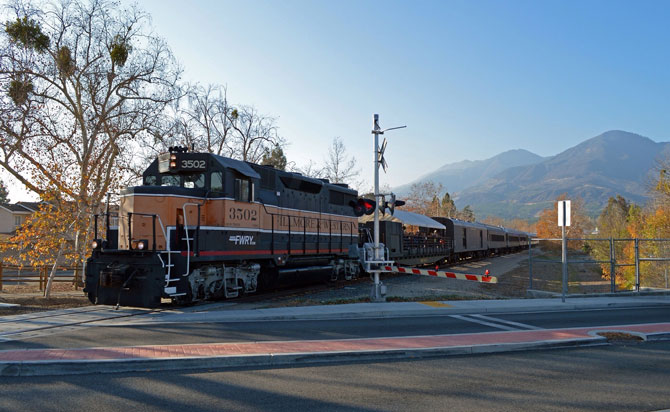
[359, 210, 453, 266]
[360, 213, 531, 267]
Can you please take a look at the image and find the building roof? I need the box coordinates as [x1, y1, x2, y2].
[16, 201, 42, 212]
[0, 203, 34, 213]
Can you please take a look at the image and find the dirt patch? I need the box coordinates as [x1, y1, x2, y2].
[0, 283, 89, 316]
[597, 332, 644, 344]
[0, 297, 90, 316]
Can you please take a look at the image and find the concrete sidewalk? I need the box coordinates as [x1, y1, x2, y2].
[1, 295, 669, 377]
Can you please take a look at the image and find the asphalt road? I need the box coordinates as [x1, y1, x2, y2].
[1, 341, 668, 412]
[2, 306, 669, 351]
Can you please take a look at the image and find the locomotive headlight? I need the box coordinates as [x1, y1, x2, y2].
[170, 154, 177, 161]
[91, 239, 102, 250]
[132, 239, 148, 251]
[170, 161, 177, 168]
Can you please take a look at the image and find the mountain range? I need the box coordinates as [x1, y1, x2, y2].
[395, 130, 670, 220]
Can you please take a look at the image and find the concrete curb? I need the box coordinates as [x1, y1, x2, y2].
[0, 336, 609, 377]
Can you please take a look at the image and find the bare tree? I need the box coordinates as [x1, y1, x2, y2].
[228, 104, 284, 163]
[0, 0, 181, 272]
[404, 181, 444, 215]
[322, 137, 359, 184]
[291, 159, 323, 179]
[153, 84, 235, 155]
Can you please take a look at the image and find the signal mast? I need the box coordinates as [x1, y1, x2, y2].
[369, 114, 406, 301]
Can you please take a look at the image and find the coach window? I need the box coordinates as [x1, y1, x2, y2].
[234, 177, 253, 202]
[161, 175, 180, 187]
[184, 173, 205, 189]
[144, 175, 157, 186]
[211, 172, 223, 192]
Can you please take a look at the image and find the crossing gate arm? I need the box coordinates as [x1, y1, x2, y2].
[383, 266, 497, 284]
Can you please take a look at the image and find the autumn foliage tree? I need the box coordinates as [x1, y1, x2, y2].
[0, 0, 181, 292]
[404, 181, 476, 221]
[535, 194, 591, 250]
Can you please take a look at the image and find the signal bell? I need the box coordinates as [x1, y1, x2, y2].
[349, 198, 376, 217]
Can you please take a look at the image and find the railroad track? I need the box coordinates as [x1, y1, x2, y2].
[0, 305, 165, 343]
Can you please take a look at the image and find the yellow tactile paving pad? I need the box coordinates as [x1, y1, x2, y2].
[419, 301, 453, 308]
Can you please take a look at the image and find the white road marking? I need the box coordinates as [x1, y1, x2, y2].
[470, 314, 543, 330]
[449, 314, 520, 331]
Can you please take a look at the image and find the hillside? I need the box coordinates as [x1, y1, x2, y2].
[395, 149, 545, 195]
[454, 130, 670, 219]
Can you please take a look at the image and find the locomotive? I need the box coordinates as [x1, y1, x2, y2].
[85, 147, 363, 308]
[85, 147, 532, 308]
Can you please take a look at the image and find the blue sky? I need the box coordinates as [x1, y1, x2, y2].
[6, 0, 670, 200]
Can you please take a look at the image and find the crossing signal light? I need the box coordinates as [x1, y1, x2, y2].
[349, 198, 376, 217]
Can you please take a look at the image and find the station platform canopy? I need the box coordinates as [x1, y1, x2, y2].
[359, 209, 446, 230]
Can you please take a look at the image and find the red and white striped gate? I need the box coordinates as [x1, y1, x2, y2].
[383, 266, 497, 283]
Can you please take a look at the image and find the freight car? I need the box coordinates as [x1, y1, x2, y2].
[85, 147, 364, 308]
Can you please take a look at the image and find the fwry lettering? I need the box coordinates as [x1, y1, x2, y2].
[229, 235, 256, 246]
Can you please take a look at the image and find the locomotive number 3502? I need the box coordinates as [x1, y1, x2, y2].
[229, 207, 258, 221]
[181, 160, 206, 169]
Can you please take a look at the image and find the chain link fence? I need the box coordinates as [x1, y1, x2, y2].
[528, 238, 670, 295]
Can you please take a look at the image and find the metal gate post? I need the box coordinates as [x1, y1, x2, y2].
[610, 238, 615, 293]
[0, 260, 3, 291]
[634, 238, 640, 292]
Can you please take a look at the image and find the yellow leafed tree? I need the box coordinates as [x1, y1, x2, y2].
[535, 194, 591, 250]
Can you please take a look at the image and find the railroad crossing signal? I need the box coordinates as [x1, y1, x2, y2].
[350, 198, 376, 217]
[378, 138, 388, 172]
[379, 193, 406, 216]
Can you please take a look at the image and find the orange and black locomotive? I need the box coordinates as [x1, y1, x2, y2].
[85, 147, 362, 307]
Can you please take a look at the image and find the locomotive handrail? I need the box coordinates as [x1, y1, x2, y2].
[181, 202, 201, 277]
[257, 201, 357, 256]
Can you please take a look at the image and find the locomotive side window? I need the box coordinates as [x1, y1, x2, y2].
[144, 175, 157, 186]
[235, 178, 253, 202]
[184, 173, 205, 189]
[211, 172, 223, 192]
[161, 175, 180, 187]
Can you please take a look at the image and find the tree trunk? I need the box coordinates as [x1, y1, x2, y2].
[44, 241, 65, 298]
